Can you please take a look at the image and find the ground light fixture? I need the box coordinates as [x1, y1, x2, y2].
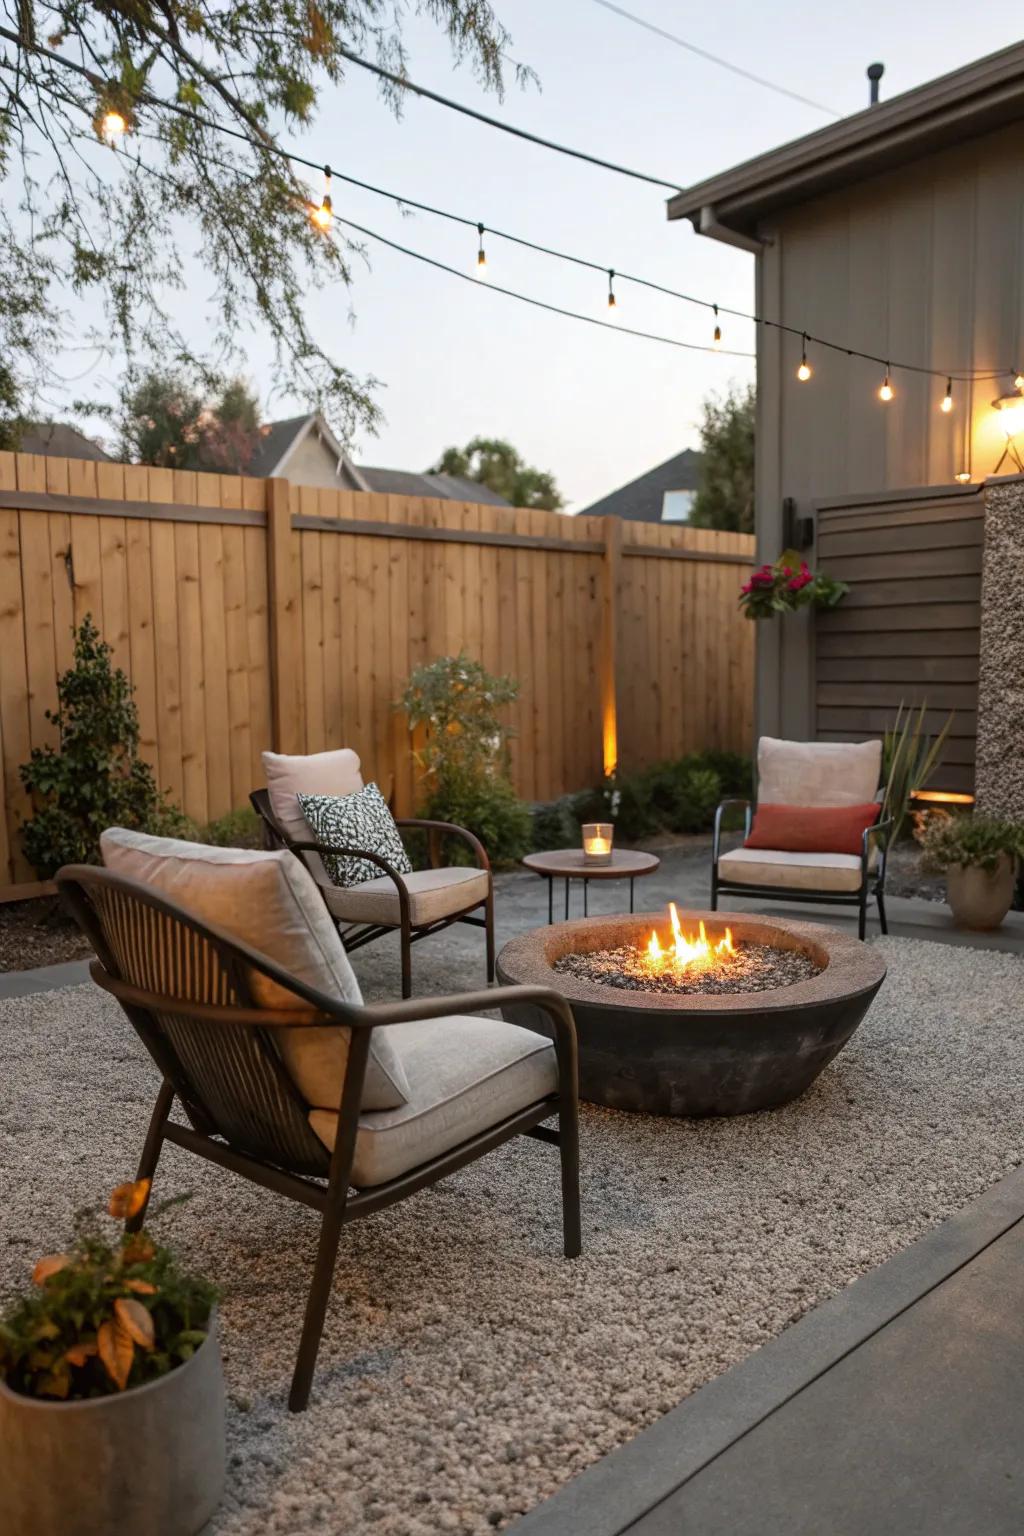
[992, 389, 1024, 473]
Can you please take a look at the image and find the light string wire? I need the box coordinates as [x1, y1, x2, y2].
[0, 25, 1018, 385]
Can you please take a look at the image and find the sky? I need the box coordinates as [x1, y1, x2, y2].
[53, 1, 1024, 510]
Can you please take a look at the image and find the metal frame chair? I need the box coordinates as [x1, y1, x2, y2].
[711, 799, 893, 940]
[250, 788, 495, 999]
[57, 865, 580, 1413]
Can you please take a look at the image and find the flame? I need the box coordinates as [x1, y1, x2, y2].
[645, 904, 735, 974]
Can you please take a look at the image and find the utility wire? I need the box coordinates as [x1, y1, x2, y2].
[335, 46, 682, 191]
[589, 0, 842, 119]
[1, 25, 1017, 382]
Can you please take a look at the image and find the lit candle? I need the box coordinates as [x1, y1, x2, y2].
[582, 822, 614, 866]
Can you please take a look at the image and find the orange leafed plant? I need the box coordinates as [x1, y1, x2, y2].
[0, 1182, 216, 1400]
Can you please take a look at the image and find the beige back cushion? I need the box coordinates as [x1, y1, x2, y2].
[263, 748, 364, 846]
[99, 829, 408, 1111]
[757, 737, 882, 808]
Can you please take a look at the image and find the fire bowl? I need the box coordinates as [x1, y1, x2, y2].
[496, 911, 886, 1117]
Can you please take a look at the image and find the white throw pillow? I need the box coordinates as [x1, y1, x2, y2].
[298, 783, 413, 888]
[757, 737, 882, 809]
[262, 747, 364, 849]
[99, 828, 409, 1111]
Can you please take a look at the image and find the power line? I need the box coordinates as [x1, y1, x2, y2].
[589, 0, 842, 119]
[2, 25, 1019, 386]
[335, 46, 682, 191]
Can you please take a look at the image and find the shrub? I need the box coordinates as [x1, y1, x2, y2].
[19, 616, 189, 877]
[399, 654, 532, 867]
[0, 1180, 215, 1400]
[198, 806, 264, 849]
[919, 812, 1024, 874]
[541, 750, 754, 847]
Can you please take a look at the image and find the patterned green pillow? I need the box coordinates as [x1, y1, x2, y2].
[297, 783, 413, 888]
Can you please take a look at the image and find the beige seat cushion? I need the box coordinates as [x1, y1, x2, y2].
[100, 828, 409, 1112]
[262, 748, 365, 883]
[719, 846, 874, 894]
[320, 866, 489, 927]
[758, 737, 882, 808]
[309, 1015, 557, 1187]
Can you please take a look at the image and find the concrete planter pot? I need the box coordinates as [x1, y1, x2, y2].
[0, 1310, 224, 1536]
[946, 855, 1016, 930]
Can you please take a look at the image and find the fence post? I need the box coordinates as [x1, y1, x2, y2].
[600, 516, 621, 779]
[266, 477, 301, 753]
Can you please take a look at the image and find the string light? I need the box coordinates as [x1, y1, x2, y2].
[99, 110, 127, 144]
[607, 269, 616, 309]
[712, 303, 721, 349]
[476, 222, 487, 276]
[310, 165, 333, 231]
[796, 334, 811, 381]
[879, 366, 894, 403]
[940, 377, 953, 413]
[954, 471, 972, 483]
[1015, 370, 1024, 391]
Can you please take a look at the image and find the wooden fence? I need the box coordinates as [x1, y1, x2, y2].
[0, 451, 756, 893]
[815, 483, 983, 793]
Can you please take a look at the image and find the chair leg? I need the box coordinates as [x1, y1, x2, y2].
[876, 886, 889, 935]
[710, 869, 719, 911]
[289, 1197, 348, 1412]
[485, 885, 496, 984]
[858, 893, 867, 942]
[558, 1099, 582, 1260]
[126, 1078, 175, 1233]
[400, 920, 412, 999]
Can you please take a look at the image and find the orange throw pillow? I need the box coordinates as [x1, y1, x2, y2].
[744, 803, 880, 857]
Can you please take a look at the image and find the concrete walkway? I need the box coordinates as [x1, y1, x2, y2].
[515, 1167, 1024, 1535]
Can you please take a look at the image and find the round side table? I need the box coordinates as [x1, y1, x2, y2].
[521, 848, 661, 924]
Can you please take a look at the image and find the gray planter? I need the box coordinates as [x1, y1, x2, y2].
[946, 855, 1015, 930]
[0, 1310, 225, 1536]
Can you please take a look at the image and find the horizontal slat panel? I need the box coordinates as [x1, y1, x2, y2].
[818, 706, 975, 734]
[818, 520, 984, 557]
[816, 628, 979, 658]
[816, 681, 978, 709]
[817, 730, 977, 765]
[818, 602, 979, 632]
[839, 575, 979, 606]
[816, 655, 979, 683]
[816, 499, 984, 534]
[823, 546, 982, 582]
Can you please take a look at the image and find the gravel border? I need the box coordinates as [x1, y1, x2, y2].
[1, 936, 1022, 1534]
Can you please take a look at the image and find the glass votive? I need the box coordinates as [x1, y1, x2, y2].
[582, 822, 614, 866]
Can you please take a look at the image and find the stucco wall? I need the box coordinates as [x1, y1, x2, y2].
[974, 477, 1024, 819]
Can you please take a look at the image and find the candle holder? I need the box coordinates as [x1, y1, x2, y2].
[582, 822, 614, 866]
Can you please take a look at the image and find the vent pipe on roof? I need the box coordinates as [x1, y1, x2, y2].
[867, 62, 884, 105]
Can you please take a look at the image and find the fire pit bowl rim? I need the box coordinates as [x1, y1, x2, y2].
[497, 909, 885, 1015]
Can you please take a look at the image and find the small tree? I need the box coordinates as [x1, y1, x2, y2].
[20, 616, 188, 877]
[431, 437, 565, 510]
[102, 369, 264, 472]
[399, 654, 531, 864]
[690, 384, 755, 533]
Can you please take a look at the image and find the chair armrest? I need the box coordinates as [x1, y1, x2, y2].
[863, 817, 894, 878]
[713, 799, 752, 864]
[394, 818, 491, 873]
[287, 839, 410, 886]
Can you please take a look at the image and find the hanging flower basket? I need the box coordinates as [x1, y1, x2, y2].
[739, 549, 849, 620]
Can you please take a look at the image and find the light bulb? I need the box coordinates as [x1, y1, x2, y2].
[940, 379, 953, 413]
[310, 166, 333, 232]
[879, 370, 894, 402]
[100, 111, 127, 144]
[712, 306, 721, 349]
[607, 269, 616, 309]
[954, 470, 972, 483]
[476, 223, 487, 277]
[1015, 372, 1024, 390]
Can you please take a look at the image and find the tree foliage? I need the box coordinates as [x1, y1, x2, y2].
[689, 384, 756, 533]
[432, 436, 564, 510]
[1, 2, 527, 437]
[19, 614, 188, 877]
[96, 367, 264, 470]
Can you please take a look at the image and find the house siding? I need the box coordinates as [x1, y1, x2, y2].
[755, 119, 1024, 740]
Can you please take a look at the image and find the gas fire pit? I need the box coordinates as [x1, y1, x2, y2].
[496, 908, 886, 1116]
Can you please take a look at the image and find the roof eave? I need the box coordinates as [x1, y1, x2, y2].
[667, 41, 1024, 236]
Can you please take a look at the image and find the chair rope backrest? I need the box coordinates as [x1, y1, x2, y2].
[63, 870, 332, 1177]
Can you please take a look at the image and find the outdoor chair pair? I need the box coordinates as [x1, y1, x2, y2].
[711, 736, 892, 940]
[58, 828, 580, 1411]
[250, 748, 494, 998]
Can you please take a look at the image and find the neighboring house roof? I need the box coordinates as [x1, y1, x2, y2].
[357, 466, 512, 506]
[17, 422, 112, 461]
[668, 41, 1024, 240]
[578, 449, 702, 522]
[246, 412, 366, 486]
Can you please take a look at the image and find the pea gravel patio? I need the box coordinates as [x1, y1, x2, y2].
[2, 924, 1022, 1534]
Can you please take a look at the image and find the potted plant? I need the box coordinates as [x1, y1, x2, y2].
[738, 548, 848, 620]
[0, 1179, 223, 1536]
[919, 812, 1024, 930]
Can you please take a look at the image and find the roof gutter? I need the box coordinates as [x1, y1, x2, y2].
[696, 205, 765, 255]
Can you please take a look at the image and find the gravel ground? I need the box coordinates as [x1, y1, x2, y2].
[0, 896, 91, 970]
[2, 935, 1023, 1533]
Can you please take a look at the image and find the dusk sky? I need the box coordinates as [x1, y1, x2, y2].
[62, 2, 1024, 510]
